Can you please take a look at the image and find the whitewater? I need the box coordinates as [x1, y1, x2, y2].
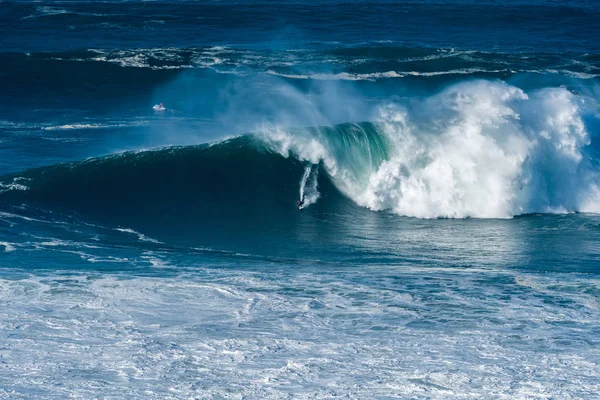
[257, 80, 599, 218]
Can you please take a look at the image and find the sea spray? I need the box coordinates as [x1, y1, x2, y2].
[260, 80, 599, 218]
[359, 82, 594, 218]
[299, 165, 311, 202]
[299, 164, 320, 207]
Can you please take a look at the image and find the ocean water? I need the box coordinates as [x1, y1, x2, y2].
[1, 0, 600, 398]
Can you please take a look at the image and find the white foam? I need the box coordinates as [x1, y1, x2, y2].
[258, 125, 336, 172]
[398, 49, 478, 63]
[268, 66, 582, 81]
[115, 228, 162, 244]
[0, 178, 29, 193]
[406, 67, 502, 76]
[0, 211, 33, 222]
[267, 70, 406, 81]
[41, 120, 151, 131]
[260, 80, 598, 218]
[357, 82, 531, 218]
[43, 123, 106, 131]
[141, 253, 176, 269]
[85, 48, 194, 70]
[0, 266, 598, 398]
[299, 165, 320, 207]
[0, 242, 15, 252]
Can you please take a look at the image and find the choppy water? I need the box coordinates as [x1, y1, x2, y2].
[1, 0, 600, 398]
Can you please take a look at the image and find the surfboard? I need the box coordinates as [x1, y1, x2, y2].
[153, 104, 166, 111]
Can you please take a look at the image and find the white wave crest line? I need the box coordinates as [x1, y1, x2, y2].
[115, 228, 162, 244]
[42, 121, 152, 131]
[0, 183, 28, 193]
[22, 6, 119, 20]
[406, 68, 503, 76]
[42, 123, 109, 131]
[266, 70, 407, 81]
[266, 69, 508, 81]
[0, 178, 30, 193]
[44, 48, 600, 78]
[397, 50, 478, 63]
[22, 6, 68, 19]
[0, 242, 16, 252]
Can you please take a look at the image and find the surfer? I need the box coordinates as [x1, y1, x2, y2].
[296, 199, 304, 209]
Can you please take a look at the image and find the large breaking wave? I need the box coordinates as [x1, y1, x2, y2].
[1, 80, 599, 220]
[261, 80, 600, 218]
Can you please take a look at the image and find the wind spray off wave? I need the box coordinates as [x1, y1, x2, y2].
[299, 165, 320, 208]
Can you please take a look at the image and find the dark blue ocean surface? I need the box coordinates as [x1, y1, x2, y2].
[1, 1, 600, 398]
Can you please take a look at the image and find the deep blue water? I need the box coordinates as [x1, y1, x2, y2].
[1, 1, 600, 398]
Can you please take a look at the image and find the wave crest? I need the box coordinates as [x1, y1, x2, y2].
[260, 81, 598, 218]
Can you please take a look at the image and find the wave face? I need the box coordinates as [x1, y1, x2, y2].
[2, 80, 599, 221]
